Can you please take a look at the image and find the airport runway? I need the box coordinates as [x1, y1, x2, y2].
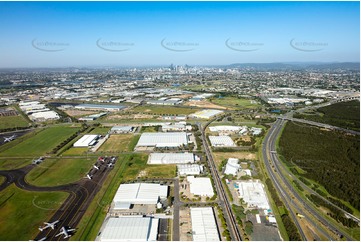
[0, 156, 117, 241]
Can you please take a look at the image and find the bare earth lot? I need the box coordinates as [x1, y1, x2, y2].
[184, 100, 228, 110]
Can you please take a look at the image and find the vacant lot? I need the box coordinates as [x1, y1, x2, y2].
[211, 96, 260, 109]
[133, 105, 197, 115]
[0, 126, 80, 157]
[294, 100, 360, 131]
[26, 158, 95, 186]
[279, 121, 360, 210]
[184, 100, 228, 110]
[0, 185, 68, 240]
[140, 165, 177, 179]
[0, 115, 30, 129]
[88, 127, 110, 135]
[62, 147, 88, 156]
[64, 109, 97, 117]
[98, 134, 133, 153]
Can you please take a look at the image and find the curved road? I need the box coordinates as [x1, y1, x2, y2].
[0, 157, 115, 241]
[264, 118, 355, 240]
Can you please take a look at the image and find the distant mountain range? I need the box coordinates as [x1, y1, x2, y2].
[225, 62, 360, 70]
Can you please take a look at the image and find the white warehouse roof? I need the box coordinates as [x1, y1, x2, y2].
[209, 136, 236, 147]
[148, 152, 196, 164]
[73, 134, 98, 147]
[136, 132, 189, 148]
[224, 158, 240, 176]
[187, 176, 214, 197]
[100, 216, 159, 241]
[113, 183, 168, 207]
[190, 207, 220, 241]
[30, 111, 59, 120]
[178, 164, 203, 176]
[237, 180, 270, 209]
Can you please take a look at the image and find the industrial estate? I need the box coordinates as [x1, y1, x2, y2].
[0, 62, 359, 242]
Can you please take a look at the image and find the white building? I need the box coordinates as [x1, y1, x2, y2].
[187, 176, 214, 197]
[190, 207, 220, 241]
[110, 126, 135, 134]
[161, 123, 192, 132]
[224, 158, 240, 176]
[148, 152, 198, 164]
[237, 180, 270, 209]
[100, 216, 159, 241]
[73, 134, 99, 147]
[30, 111, 60, 121]
[113, 183, 168, 209]
[209, 125, 243, 133]
[136, 132, 189, 148]
[177, 164, 203, 176]
[209, 136, 236, 147]
[250, 127, 263, 136]
[190, 109, 223, 119]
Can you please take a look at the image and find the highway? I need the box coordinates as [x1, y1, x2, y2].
[263, 118, 355, 240]
[198, 121, 243, 241]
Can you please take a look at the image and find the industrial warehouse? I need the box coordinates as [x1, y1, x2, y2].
[112, 183, 168, 209]
[98, 216, 159, 241]
[177, 164, 204, 176]
[189, 109, 224, 119]
[190, 207, 220, 241]
[187, 176, 215, 197]
[209, 135, 236, 147]
[237, 180, 270, 210]
[73, 134, 99, 147]
[135, 132, 190, 149]
[147, 152, 199, 164]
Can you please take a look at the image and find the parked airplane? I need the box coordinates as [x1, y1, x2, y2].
[55, 227, 76, 239]
[86, 174, 93, 180]
[93, 165, 100, 170]
[4, 135, 16, 142]
[296, 213, 305, 218]
[107, 163, 114, 168]
[38, 220, 59, 231]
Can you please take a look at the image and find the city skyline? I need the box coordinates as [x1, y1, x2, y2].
[0, 1, 359, 68]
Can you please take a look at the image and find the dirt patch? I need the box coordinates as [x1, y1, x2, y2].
[213, 152, 257, 169]
[105, 114, 156, 120]
[183, 100, 229, 110]
[64, 109, 97, 117]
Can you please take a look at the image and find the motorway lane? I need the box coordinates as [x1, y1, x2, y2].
[265, 119, 354, 240]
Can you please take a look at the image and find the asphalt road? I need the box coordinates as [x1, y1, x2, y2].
[263, 119, 354, 240]
[172, 178, 180, 241]
[0, 157, 116, 241]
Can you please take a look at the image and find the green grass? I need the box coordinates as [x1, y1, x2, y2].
[210, 96, 260, 109]
[0, 126, 80, 157]
[132, 105, 197, 115]
[97, 134, 133, 153]
[140, 126, 158, 132]
[88, 127, 110, 135]
[142, 165, 176, 178]
[62, 147, 89, 156]
[0, 158, 31, 170]
[0, 184, 68, 240]
[26, 158, 95, 186]
[0, 115, 30, 129]
[128, 134, 141, 151]
[0, 176, 4, 185]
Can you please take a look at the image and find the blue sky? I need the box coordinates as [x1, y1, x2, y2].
[0, 1, 359, 67]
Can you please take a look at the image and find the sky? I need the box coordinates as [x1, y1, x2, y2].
[0, 1, 359, 68]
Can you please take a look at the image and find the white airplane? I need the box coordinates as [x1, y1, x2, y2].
[55, 226, 76, 239]
[93, 165, 100, 170]
[4, 135, 16, 142]
[107, 163, 114, 168]
[111, 157, 116, 162]
[38, 220, 59, 231]
[86, 174, 93, 180]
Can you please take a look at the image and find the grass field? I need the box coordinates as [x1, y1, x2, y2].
[0, 176, 4, 184]
[0, 158, 31, 170]
[128, 134, 141, 151]
[133, 105, 197, 115]
[210, 96, 260, 109]
[88, 127, 110, 135]
[142, 165, 176, 178]
[26, 158, 95, 186]
[97, 134, 133, 153]
[62, 147, 88, 156]
[0, 115, 30, 129]
[0, 184, 68, 240]
[0, 126, 80, 157]
[140, 126, 158, 132]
